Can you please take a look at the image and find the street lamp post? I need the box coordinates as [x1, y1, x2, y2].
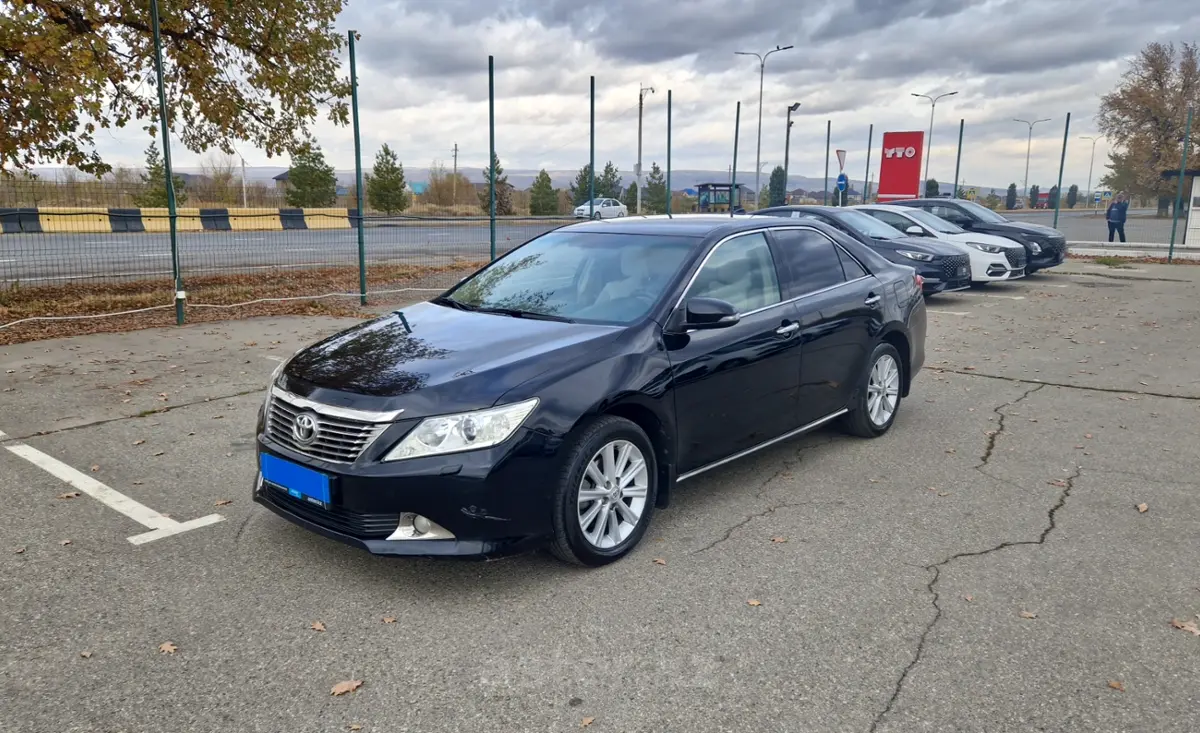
[783, 102, 800, 203]
[636, 85, 655, 214]
[912, 91, 958, 192]
[1080, 135, 1101, 209]
[736, 45, 794, 207]
[1015, 117, 1052, 198]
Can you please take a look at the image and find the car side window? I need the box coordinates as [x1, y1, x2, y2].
[867, 210, 916, 234]
[836, 247, 868, 280]
[686, 232, 782, 314]
[769, 229, 848, 296]
[930, 205, 970, 225]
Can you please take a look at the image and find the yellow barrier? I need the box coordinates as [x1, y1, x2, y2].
[141, 208, 203, 232]
[37, 207, 113, 234]
[303, 208, 351, 229]
[228, 208, 283, 231]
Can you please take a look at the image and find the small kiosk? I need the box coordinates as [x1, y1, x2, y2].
[696, 183, 747, 213]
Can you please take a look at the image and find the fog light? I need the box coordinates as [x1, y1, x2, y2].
[413, 515, 432, 534]
[385, 513, 456, 541]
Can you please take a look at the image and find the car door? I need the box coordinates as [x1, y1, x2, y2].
[768, 227, 882, 424]
[666, 231, 802, 474]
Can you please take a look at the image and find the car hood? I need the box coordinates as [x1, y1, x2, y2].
[870, 236, 965, 256]
[280, 302, 622, 415]
[977, 220, 1064, 239]
[948, 232, 1023, 249]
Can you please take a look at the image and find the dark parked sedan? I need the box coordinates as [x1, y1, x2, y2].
[889, 198, 1067, 272]
[254, 216, 927, 566]
[753, 206, 971, 294]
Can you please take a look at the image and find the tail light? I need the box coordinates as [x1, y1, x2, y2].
[914, 273, 924, 291]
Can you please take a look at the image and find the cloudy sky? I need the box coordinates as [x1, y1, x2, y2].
[96, 0, 1200, 190]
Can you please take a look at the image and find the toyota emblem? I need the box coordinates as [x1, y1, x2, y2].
[292, 412, 319, 445]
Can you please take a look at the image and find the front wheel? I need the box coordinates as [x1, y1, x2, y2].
[591, 212, 602, 220]
[841, 342, 903, 438]
[549, 416, 657, 566]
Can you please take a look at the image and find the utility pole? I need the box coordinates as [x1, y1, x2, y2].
[636, 85, 654, 214]
[1080, 135, 1100, 209]
[783, 102, 800, 202]
[735, 45, 794, 208]
[452, 143, 458, 204]
[912, 91, 958, 189]
[1015, 117, 1052, 198]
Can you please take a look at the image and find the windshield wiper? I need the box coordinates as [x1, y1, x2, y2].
[431, 295, 478, 311]
[474, 306, 575, 323]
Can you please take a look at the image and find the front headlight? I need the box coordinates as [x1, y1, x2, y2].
[383, 398, 539, 461]
[1028, 241, 1043, 254]
[967, 241, 1005, 254]
[896, 250, 935, 262]
[269, 358, 287, 387]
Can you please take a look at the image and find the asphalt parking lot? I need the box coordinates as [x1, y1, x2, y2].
[2, 261, 1199, 732]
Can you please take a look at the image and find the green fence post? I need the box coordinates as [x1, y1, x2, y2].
[731, 102, 740, 217]
[149, 0, 183, 325]
[488, 56, 496, 261]
[666, 89, 672, 216]
[348, 30, 367, 304]
[589, 76, 595, 220]
[863, 124, 873, 203]
[1053, 112, 1070, 230]
[952, 119, 964, 199]
[1169, 106, 1193, 263]
[823, 120, 831, 206]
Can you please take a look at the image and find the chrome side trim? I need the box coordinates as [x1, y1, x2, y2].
[675, 408, 849, 483]
[269, 386, 405, 423]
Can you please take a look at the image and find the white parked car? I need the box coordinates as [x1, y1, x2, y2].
[856, 204, 1027, 285]
[573, 198, 627, 219]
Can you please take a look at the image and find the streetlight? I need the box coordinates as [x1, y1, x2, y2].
[783, 102, 800, 201]
[1014, 117, 1052, 198]
[1080, 135, 1102, 209]
[911, 91, 958, 190]
[736, 45, 794, 207]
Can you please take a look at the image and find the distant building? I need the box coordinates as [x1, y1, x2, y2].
[272, 171, 289, 190]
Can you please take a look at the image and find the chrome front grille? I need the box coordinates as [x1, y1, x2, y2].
[1005, 247, 1027, 269]
[940, 254, 970, 281]
[266, 389, 391, 463]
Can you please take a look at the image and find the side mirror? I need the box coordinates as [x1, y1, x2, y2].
[677, 297, 740, 331]
[905, 225, 925, 236]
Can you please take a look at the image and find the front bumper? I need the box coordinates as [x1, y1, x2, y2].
[1027, 240, 1067, 271]
[252, 428, 559, 559]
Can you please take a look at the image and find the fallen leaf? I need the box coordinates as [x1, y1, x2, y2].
[944, 448, 956, 454]
[13, 547, 25, 554]
[158, 641, 177, 654]
[90, 465, 99, 472]
[214, 499, 233, 507]
[382, 616, 396, 624]
[80, 651, 92, 659]
[58, 491, 81, 499]
[349, 726, 362, 731]
[133, 439, 145, 446]
[331, 679, 363, 696]
[770, 537, 788, 543]
[60, 539, 72, 546]
[963, 365, 976, 370]
[212, 415, 224, 420]
[310, 621, 326, 632]
[244, 341, 258, 347]
[1019, 610, 1037, 619]
[1084, 433, 1093, 439]
[963, 595, 974, 603]
[1170, 618, 1200, 636]
[747, 599, 762, 607]
[937, 492, 951, 497]
[1048, 479, 1068, 488]
[1136, 503, 1148, 513]
[152, 451, 164, 457]
[1108, 680, 1125, 692]
[581, 717, 595, 728]
[652, 557, 667, 566]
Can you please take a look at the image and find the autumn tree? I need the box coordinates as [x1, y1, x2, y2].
[1097, 42, 1200, 215]
[529, 169, 559, 216]
[426, 160, 471, 207]
[134, 141, 187, 207]
[768, 166, 787, 207]
[285, 143, 336, 207]
[366, 144, 408, 215]
[199, 151, 237, 204]
[479, 152, 514, 215]
[1, 0, 352, 177]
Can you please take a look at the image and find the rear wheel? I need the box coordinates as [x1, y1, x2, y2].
[841, 342, 903, 438]
[549, 416, 657, 566]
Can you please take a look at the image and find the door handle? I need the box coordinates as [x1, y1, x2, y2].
[775, 322, 799, 336]
[864, 294, 882, 306]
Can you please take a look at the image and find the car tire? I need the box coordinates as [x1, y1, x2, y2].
[591, 212, 602, 220]
[549, 415, 658, 567]
[841, 342, 903, 439]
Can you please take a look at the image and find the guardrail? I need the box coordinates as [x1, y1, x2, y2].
[0, 207, 352, 234]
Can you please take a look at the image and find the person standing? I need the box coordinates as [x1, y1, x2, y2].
[1106, 192, 1129, 243]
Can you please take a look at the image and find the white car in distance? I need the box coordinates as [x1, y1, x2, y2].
[856, 204, 1027, 285]
[573, 198, 628, 219]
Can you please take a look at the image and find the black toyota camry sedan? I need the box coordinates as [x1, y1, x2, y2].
[254, 216, 927, 566]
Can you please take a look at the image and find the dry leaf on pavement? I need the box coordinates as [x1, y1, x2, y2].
[382, 616, 396, 624]
[59, 539, 72, 546]
[963, 595, 974, 603]
[133, 440, 145, 446]
[1048, 479, 1068, 488]
[310, 622, 326, 632]
[90, 465, 100, 472]
[770, 537, 788, 543]
[152, 451, 164, 456]
[331, 679, 363, 696]
[1019, 610, 1038, 619]
[1084, 433, 1093, 439]
[158, 641, 178, 654]
[13, 547, 25, 554]
[652, 558, 667, 566]
[214, 499, 233, 507]
[348, 726, 362, 731]
[1136, 503, 1149, 513]
[581, 717, 595, 728]
[747, 599, 762, 607]
[80, 651, 92, 659]
[58, 491, 81, 499]
[1108, 680, 1125, 692]
[1170, 618, 1200, 636]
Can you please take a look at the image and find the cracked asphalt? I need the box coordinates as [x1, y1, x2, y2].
[2, 261, 1199, 732]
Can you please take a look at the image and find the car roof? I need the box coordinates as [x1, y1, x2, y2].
[891, 199, 960, 205]
[858, 204, 920, 214]
[560, 214, 769, 238]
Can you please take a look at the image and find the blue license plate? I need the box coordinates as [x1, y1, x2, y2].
[261, 454, 331, 507]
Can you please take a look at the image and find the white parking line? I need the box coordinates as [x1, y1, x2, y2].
[955, 292, 1026, 300]
[927, 310, 971, 316]
[0, 429, 224, 545]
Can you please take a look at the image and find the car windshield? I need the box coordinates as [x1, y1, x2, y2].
[832, 210, 904, 239]
[578, 199, 607, 207]
[899, 207, 966, 234]
[441, 230, 696, 325]
[955, 200, 1010, 223]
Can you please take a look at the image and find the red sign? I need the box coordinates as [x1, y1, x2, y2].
[877, 131, 925, 201]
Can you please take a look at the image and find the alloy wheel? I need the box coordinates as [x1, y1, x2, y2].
[866, 354, 901, 426]
[576, 439, 649, 549]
